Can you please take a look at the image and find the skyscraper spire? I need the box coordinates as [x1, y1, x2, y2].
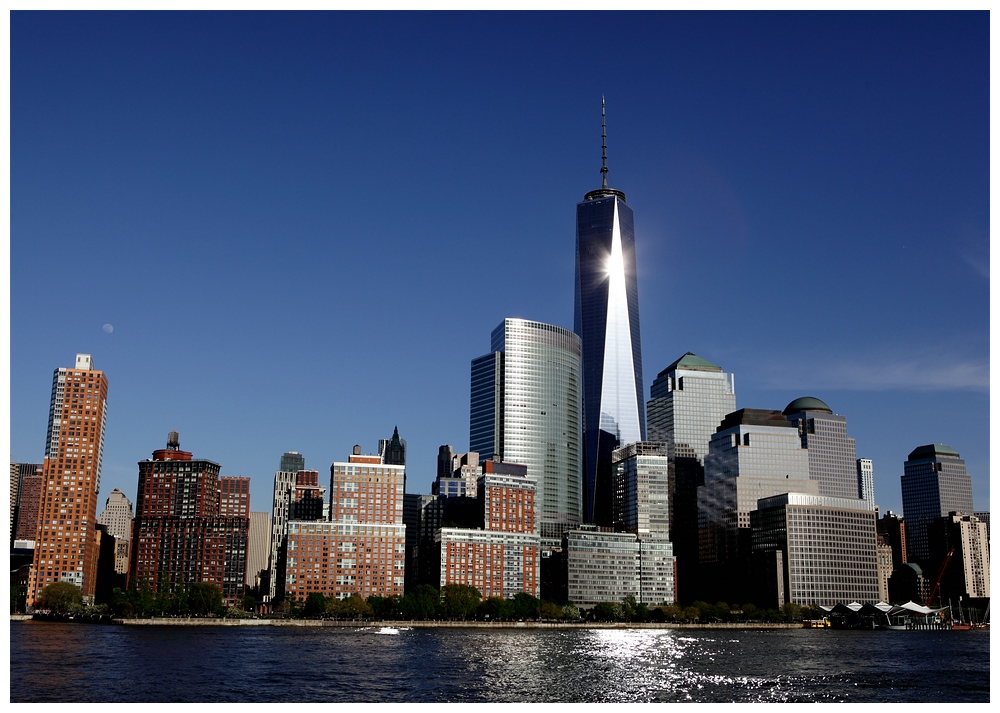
[601, 96, 608, 189]
[585, 97, 626, 202]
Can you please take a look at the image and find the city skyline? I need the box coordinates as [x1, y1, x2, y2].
[9, 12, 989, 517]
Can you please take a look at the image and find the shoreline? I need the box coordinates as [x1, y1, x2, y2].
[12, 615, 800, 629]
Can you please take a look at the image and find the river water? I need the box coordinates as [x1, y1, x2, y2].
[9, 621, 989, 702]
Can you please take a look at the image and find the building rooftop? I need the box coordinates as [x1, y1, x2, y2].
[782, 396, 832, 415]
[907, 444, 961, 460]
[658, 352, 722, 376]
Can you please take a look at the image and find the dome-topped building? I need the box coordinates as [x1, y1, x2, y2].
[782, 396, 865, 504]
[783, 396, 832, 415]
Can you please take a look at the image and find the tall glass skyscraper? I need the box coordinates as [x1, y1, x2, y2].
[900, 443, 974, 564]
[470, 318, 582, 549]
[646, 352, 736, 602]
[574, 102, 644, 526]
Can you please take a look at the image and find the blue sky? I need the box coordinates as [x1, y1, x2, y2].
[9, 11, 989, 517]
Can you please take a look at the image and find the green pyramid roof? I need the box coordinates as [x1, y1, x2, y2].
[659, 352, 722, 376]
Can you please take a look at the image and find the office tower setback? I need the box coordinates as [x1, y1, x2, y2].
[575, 104, 644, 527]
[698, 408, 818, 603]
[219, 476, 251, 518]
[437, 459, 540, 599]
[750, 493, 879, 608]
[378, 426, 406, 466]
[470, 318, 582, 548]
[857, 458, 875, 511]
[783, 397, 859, 501]
[13, 464, 43, 543]
[97, 488, 134, 575]
[900, 444, 974, 563]
[28, 354, 109, 605]
[646, 352, 735, 602]
[130, 432, 249, 605]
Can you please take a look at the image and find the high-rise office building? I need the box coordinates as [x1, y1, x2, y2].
[97, 488, 134, 575]
[900, 444, 974, 563]
[130, 432, 249, 605]
[782, 397, 859, 501]
[750, 492, 879, 608]
[612, 441, 671, 536]
[378, 426, 406, 466]
[470, 318, 582, 549]
[856, 458, 875, 511]
[646, 352, 735, 601]
[575, 102, 645, 527]
[28, 354, 109, 605]
[698, 408, 818, 603]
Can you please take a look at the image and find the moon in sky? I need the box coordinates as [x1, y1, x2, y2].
[102, 324, 114, 333]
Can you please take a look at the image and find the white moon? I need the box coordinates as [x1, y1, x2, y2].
[102, 324, 114, 333]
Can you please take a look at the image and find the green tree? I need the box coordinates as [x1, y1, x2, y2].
[188, 583, 223, 616]
[401, 584, 440, 620]
[681, 606, 700, 622]
[368, 594, 403, 620]
[561, 603, 581, 621]
[344, 593, 373, 619]
[539, 600, 564, 620]
[512, 592, 541, 620]
[591, 601, 624, 622]
[39, 582, 83, 614]
[781, 602, 803, 622]
[441, 584, 481, 620]
[661, 604, 682, 621]
[303, 592, 327, 618]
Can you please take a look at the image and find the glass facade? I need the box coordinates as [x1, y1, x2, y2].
[469, 318, 582, 549]
[575, 194, 645, 527]
[646, 354, 736, 601]
[698, 409, 817, 602]
[783, 403, 859, 501]
[900, 444, 974, 563]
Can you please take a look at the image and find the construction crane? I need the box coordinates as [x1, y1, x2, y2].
[925, 548, 955, 608]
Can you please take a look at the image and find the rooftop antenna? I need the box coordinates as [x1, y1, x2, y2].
[601, 96, 608, 189]
[584, 97, 626, 202]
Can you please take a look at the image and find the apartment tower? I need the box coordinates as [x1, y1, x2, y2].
[28, 354, 109, 605]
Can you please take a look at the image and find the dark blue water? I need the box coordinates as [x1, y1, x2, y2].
[10, 621, 990, 702]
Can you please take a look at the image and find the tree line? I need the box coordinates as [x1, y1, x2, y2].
[32, 580, 826, 624]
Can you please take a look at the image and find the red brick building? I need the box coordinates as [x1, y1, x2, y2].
[130, 432, 248, 604]
[280, 447, 405, 602]
[28, 354, 109, 606]
[219, 476, 251, 518]
[437, 459, 540, 599]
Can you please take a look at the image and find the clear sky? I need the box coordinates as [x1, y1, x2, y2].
[9, 11, 989, 518]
